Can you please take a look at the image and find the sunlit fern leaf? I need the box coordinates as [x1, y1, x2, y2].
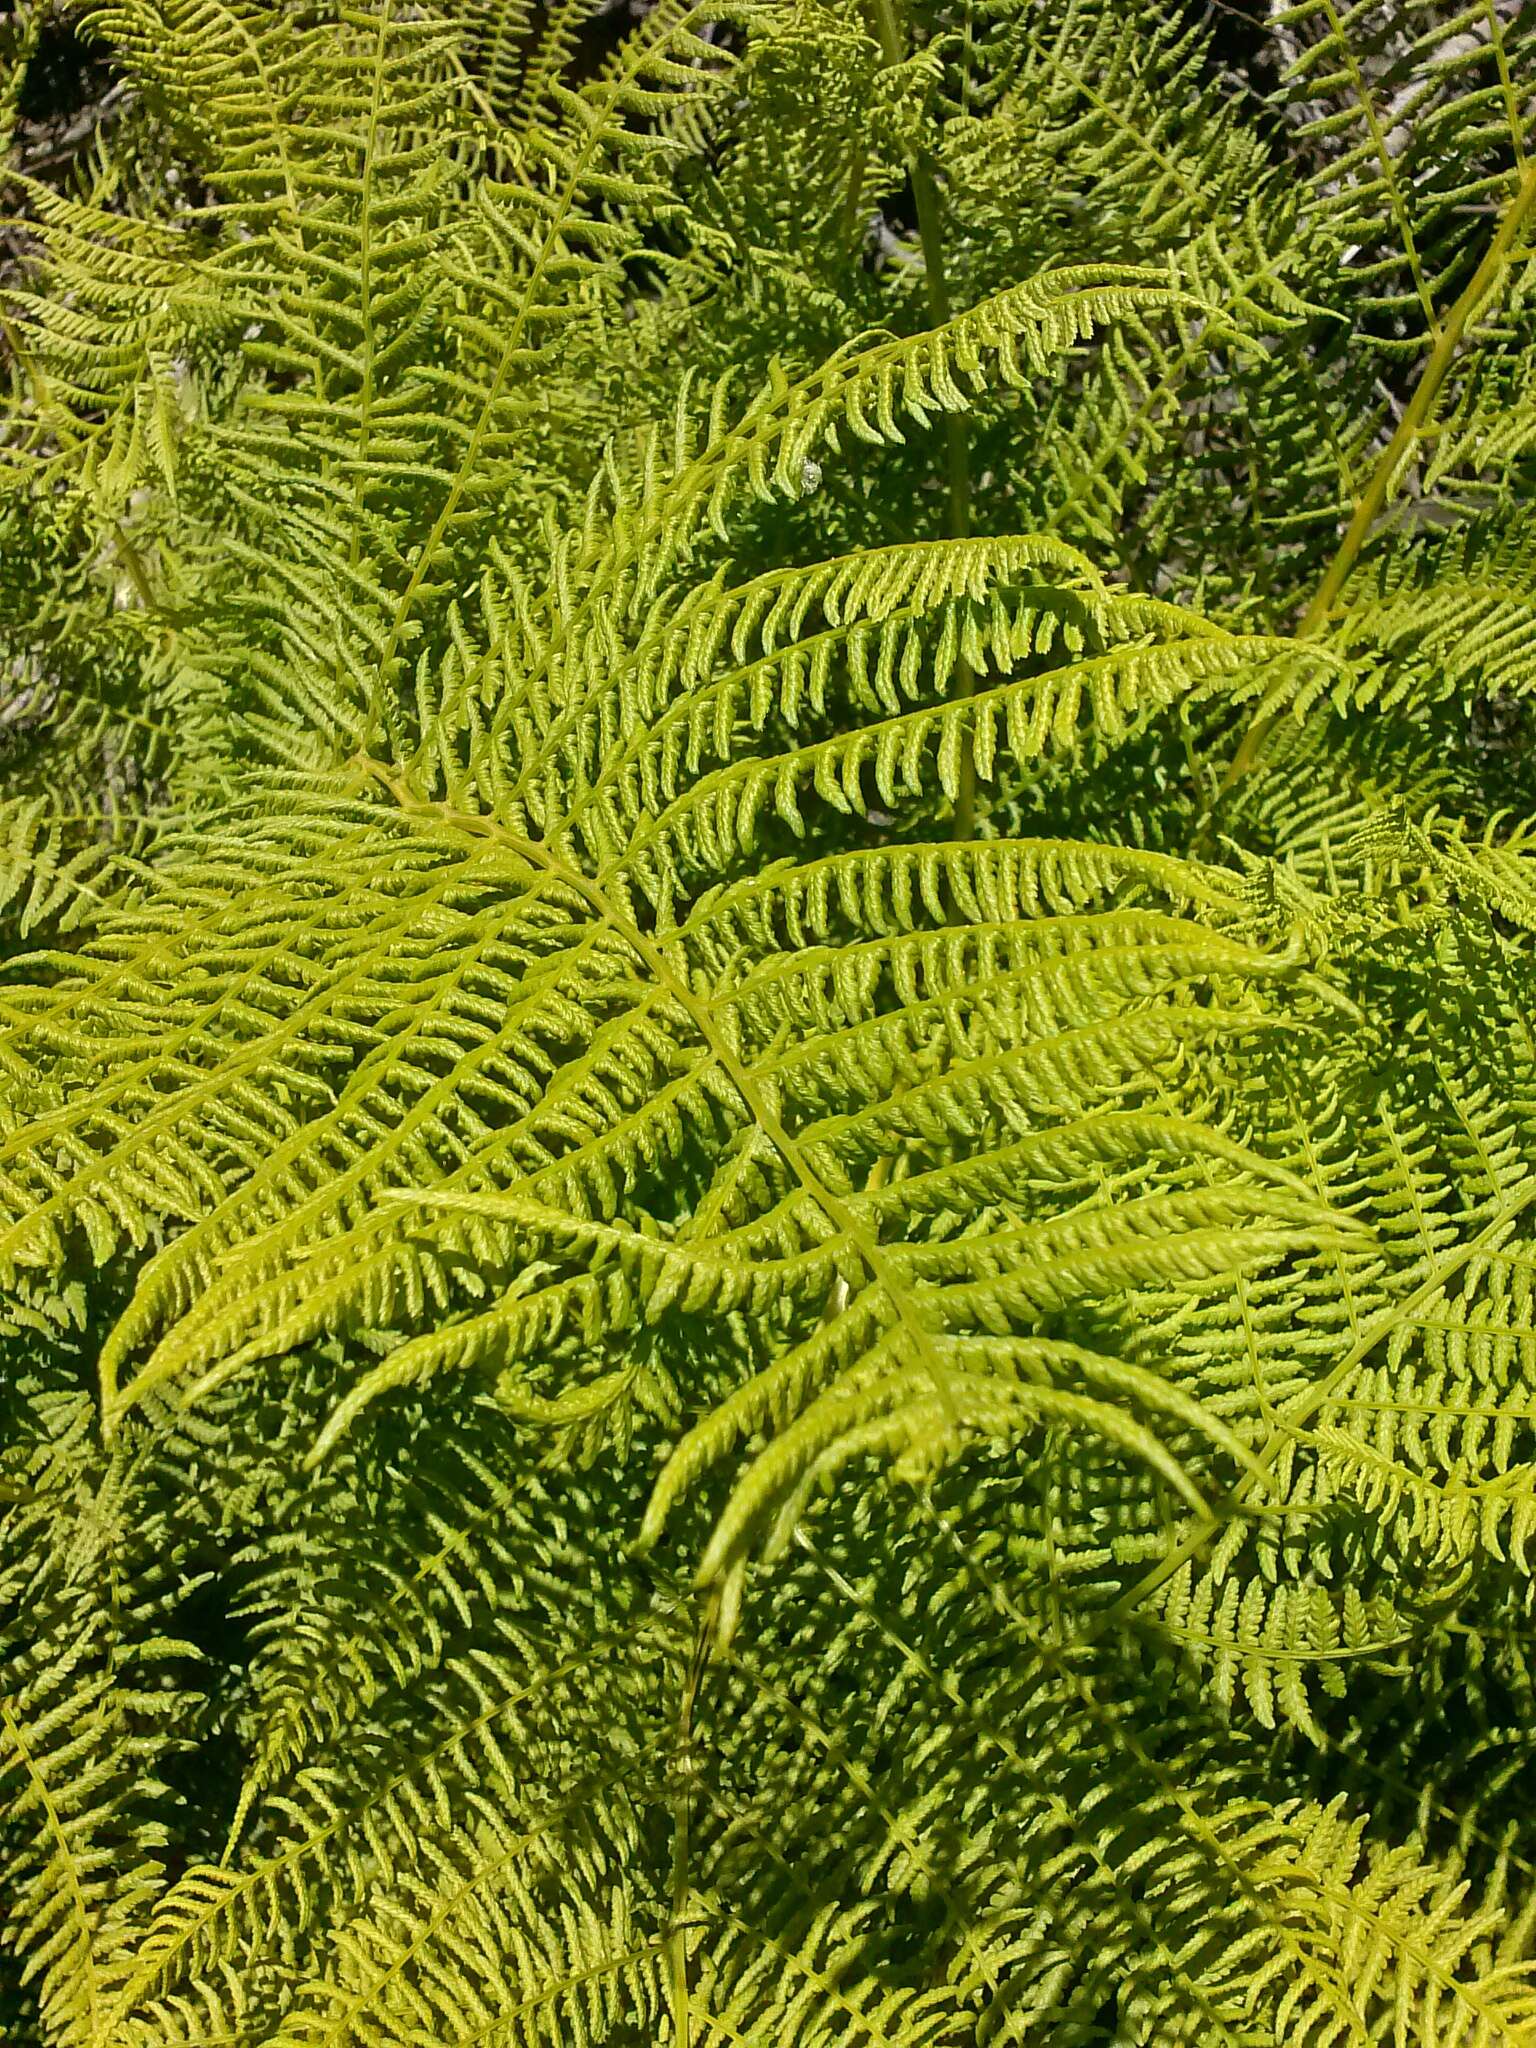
[0, 239, 1308, 1498]
[0, 774, 1322, 1503]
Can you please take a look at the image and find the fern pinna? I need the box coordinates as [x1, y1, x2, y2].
[3, 0, 1536, 2041]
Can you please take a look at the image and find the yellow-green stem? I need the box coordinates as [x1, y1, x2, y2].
[1219, 154, 1536, 795]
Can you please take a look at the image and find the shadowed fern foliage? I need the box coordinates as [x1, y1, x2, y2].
[5, 0, 1536, 2040]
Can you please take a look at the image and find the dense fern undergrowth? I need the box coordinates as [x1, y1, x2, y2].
[7, 0, 1536, 2039]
